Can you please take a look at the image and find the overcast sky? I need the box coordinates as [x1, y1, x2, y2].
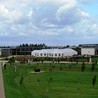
[0, 0, 98, 46]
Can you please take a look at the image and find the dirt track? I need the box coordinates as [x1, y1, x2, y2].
[0, 65, 5, 98]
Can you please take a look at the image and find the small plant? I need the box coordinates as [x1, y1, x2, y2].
[34, 67, 40, 72]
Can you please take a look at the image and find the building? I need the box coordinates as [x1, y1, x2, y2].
[31, 48, 77, 58]
[81, 48, 95, 55]
[0, 47, 11, 57]
[11, 44, 47, 55]
[79, 44, 98, 55]
[0, 49, 2, 56]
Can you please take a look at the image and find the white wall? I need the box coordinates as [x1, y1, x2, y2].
[33, 52, 76, 57]
[32, 49, 77, 57]
[32, 52, 63, 57]
[81, 48, 95, 55]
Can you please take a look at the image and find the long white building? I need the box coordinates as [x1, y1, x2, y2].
[31, 48, 77, 57]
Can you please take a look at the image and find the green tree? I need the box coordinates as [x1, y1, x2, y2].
[81, 62, 85, 72]
[9, 56, 15, 65]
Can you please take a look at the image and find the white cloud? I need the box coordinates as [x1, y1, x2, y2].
[27, 11, 33, 17]
[0, 0, 98, 45]
[79, 0, 97, 4]
[80, 11, 89, 17]
[0, 4, 9, 18]
[0, 4, 23, 23]
[56, 0, 89, 25]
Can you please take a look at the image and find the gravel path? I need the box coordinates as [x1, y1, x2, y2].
[0, 65, 5, 98]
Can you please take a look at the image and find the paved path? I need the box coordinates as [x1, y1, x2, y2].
[0, 65, 5, 98]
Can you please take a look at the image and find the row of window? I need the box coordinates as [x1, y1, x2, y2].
[34, 53, 64, 57]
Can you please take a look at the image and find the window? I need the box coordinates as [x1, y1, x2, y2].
[40, 53, 43, 56]
[37, 53, 39, 56]
[44, 53, 46, 56]
[35, 53, 36, 56]
[59, 53, 61, 57]
[47, 53, 48, 57]
[55, 54, 57, 57]
[48, 53, 51, 57]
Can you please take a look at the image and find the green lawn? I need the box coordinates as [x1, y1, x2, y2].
[3, 63, 98, 98]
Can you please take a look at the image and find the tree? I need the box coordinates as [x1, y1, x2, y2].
[20, 76, 24, 85]
[68, 64, 71, 70]
[92, 75, 96, 88]
[47, 77, 53, 91]
[81, 62, 85, 72]
[9, 56, 15, 65]
[4, 64, 7, 70]
[57, 58, 60, 63]
[60, 65, 63, 70]
[66, 45, 69, 48]
[91, 63, 96, 72]
[14, 65, 17, 72]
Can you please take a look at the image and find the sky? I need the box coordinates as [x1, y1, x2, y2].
[0, 0, 98, 46]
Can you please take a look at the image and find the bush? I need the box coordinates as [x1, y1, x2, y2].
[34, 68, 40, 72]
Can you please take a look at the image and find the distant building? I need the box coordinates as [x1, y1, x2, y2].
[79, 44, 98, 55]
[31, 48, 77, 58]
[0, 49, 2, 56]
[0, 47, 11, 57]
[11, 44, 47, 55]
[81, 48, 95, 55]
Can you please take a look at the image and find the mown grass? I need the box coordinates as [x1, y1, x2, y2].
[3, 63, 98, 98]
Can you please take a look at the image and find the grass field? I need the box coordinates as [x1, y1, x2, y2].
[3, 62, 98, 98]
